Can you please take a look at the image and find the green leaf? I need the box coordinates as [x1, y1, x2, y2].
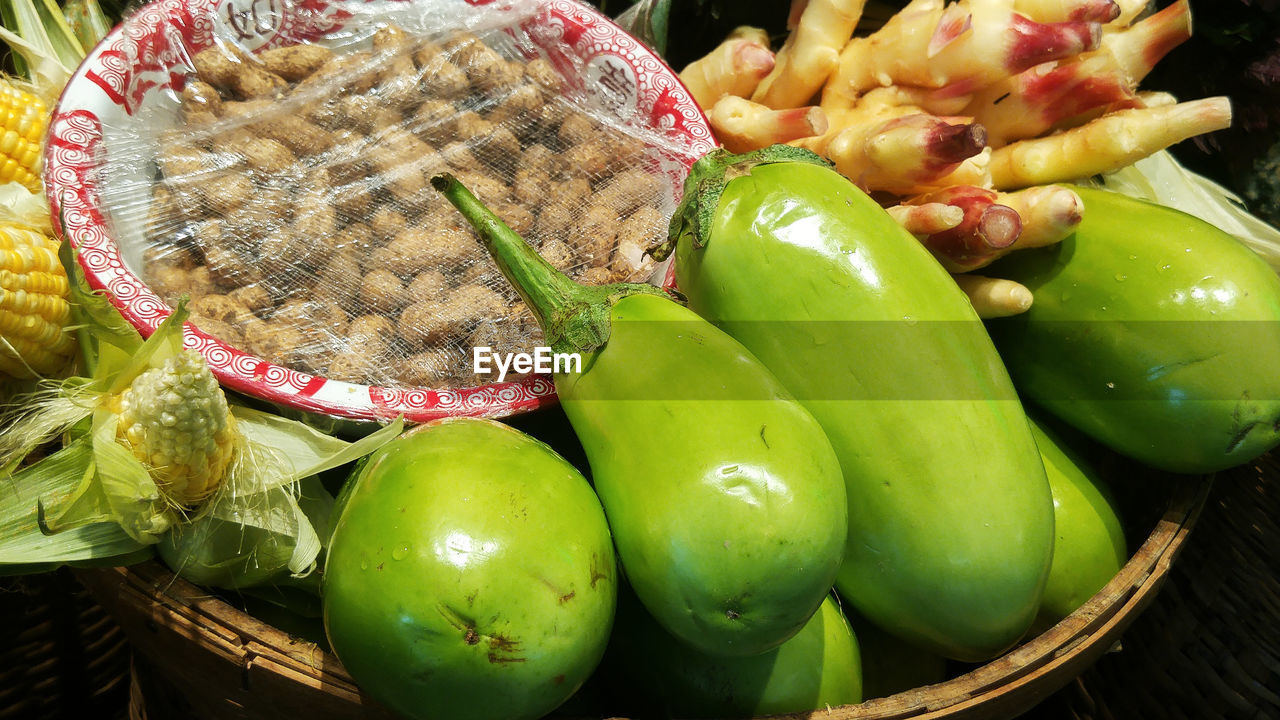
[106, 302, 188, 395]
[0, 438, 148, 566]
[295, 476, 336, 550]
[87, 408, 174, 543]
[229, 407, 405, 485]
[158, 493, 300, 590]
[60, 0, 111, 52]
[0, 0, 84, 98]
[156, 413, 402, 589]
[57, 239, 143, 378]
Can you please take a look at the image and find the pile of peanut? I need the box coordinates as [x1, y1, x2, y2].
[143, 23, 668, 388]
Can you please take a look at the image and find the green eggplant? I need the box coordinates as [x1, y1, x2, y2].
[985, 187, 1280, 473]
[1027, 415, 1127, 635]
[432, 174, 848, 657]
[605, 590, 862, 717]
[656, 146, 1054, 662]
[323, 418, 616, 720]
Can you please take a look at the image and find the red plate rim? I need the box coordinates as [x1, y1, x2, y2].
[45, 0, 715, 425]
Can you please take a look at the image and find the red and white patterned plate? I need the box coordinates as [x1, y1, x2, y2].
[46, 0, 714, 426]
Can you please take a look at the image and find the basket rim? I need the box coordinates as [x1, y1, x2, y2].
[74, 473, 1211, 719]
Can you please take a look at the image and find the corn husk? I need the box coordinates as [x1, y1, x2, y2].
[0, 0, 84, 103]
[60, 0, 111, 54]
[0, 242, 404, 586]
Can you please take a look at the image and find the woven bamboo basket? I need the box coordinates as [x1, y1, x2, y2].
[1057, 454, 1280, 720]
[0, 568, 131, 720]
[72, 469, 1208, 720]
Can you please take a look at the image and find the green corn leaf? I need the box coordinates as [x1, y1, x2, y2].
[158, 482, 303, 589]
[156, 413, 402, 589]
[229, 407, 405, 487]
[106, 302, 188, 395]
[58, 239, 144, 378]
[86, 408, 174, 543]
[0, 0, 85, 99]
[0, 437, 148, 566]
[61, 0, 112, 52]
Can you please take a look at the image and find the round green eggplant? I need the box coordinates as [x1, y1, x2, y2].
[985, 187, 1280, 473]
[607, 590, 862, 717]
[1028, 415, 1127, 635]
[433, 174, 848, 658]
[322, 418, 617, 720]
[660, 146, 1054, 662]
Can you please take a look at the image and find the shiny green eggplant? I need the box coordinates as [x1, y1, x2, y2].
[1028, 415, 1126, 635]
[606, 590, 862, 717]
[985, 187, 1280, 473]
[658, 146, 1054, 662]
[323, 418, 616, 720]
[433, 174, 848, 657]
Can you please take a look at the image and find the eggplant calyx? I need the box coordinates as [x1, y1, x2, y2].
[432, 173, 668, 357]
[651, 145, 832, 261]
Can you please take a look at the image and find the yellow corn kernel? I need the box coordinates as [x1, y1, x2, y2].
[112, 350, 237, 506]
[0, 80, 47, 193]
[0, 223, 74, 377]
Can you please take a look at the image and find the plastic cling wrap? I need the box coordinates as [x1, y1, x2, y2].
[95, 0, 700, 390]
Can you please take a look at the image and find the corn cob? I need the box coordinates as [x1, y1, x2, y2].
[0, 80, 47, 193]
[105, 349, 237, 506]
[0, 221, 74, 377]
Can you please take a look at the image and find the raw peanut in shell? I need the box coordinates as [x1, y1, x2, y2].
[361, 270, 408, 314]
[315, 251, 363, 310]
[191, 43, 248, 88]
[540, 239, 576, 272]
[408, 270, 449, 297]
[346, 315, 396, 360]
[327, 351, 378, 384]
[490, 202, 534, 235]
[237, 136, 296, 173]
[593, 169, 665, 217]
[615, 206, 663, 272]
[449, 285, 506, 320]
[243, 320, 308, 367]
[233, 66, 288, 99]
[569, 204, 620, 254]
[181, 80, 223, 116]
[488, 83, 545, 126]
[203, 173, 253, 214]
[259, 44, 334, 81]
[420, 55, 470, 99]
[535, 200, 577, 240]
[190, 295, 255, 326]
[203, 245, 263, 288]
[188, 314, 244, 347]
[368, 209, 408, 243]
[523, 58, 563, 95]
[251, 115, 335, 156]
[393, 349, 461, 386]
[512, 167, 550, 206]
[557, 114, 598, 147]
[228, 285, 272, 315]
[398, 299, 471, 348]
[297, 50, 378, 95]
